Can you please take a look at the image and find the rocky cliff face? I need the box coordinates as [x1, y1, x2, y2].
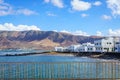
[0, 30, 102, 50]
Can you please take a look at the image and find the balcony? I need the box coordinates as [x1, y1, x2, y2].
[0, 62, 120, 80]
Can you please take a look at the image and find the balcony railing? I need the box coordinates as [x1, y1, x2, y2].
[0, 62, 120, 79]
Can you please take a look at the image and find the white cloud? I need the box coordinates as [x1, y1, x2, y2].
[0, 0, 37, 16]
[51, 0, 64, 8]
[16, 9, 37, 16]
[0, 0, 14, 16]
[108, 29, 120, 36]
[47, 12, 57, 16]
[107, 0, 120, 17]
[53, 30, 58, 32]
[60, 30, 71, 34]
[44, 0, 50, 3]
[71, 0, 91, 11]
[73, 30, 89, 36]
[102, 15, 112, 20]
[0, 23, 40, 31]
[81, 13, 88, 17]
[60, 30, 89, 36]
[96, 31, 102, 36]
[93, 1, 102, 6]
[44, 0, 64, 8]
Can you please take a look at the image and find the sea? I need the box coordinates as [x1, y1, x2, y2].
[0, 49, 120, 79]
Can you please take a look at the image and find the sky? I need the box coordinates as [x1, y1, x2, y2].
[0, 0, 120, 36]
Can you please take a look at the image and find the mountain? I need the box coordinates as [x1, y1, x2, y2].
[0, 30, 102, 50]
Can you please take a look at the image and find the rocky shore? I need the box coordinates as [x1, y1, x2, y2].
[74, 52, 120, 61]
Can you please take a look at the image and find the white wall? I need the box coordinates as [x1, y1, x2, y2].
[87, 46, 96, 52]
[55, 47, 64, 52]
[94, 37, 114, 52]
[115, 42, 120, 52]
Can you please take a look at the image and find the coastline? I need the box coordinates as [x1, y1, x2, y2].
[45, 51, 74, 56]
[74, 52, 120, 61]
[1, 51, 120, 61]
[49, 51, 120, 61]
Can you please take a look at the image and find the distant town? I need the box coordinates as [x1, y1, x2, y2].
[55, 37, 120, 53]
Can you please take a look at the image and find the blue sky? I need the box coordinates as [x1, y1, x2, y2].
[0, 0, 120, 36]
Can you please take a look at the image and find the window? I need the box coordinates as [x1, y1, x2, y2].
[99, 48, 101, 50]
[104, 48, 107, 50]
[96, 43, 98, 45]
[116, 42, 120, 44]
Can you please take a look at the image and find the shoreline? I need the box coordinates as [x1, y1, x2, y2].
[1, 51, 120, 61]
[50, 51, 120, 61]
[74, 52, 120, 61]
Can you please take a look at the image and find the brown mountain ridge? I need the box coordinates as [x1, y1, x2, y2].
[0, 30, 102, 50]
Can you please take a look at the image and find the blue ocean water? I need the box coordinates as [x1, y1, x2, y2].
[0, 54, 100, 62]
[0, 49, 102, 62]
[0, 49, 44, 56]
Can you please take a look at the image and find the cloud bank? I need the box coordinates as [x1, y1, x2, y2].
[60, 30, 89, 36]
[0, 23, 40, 31]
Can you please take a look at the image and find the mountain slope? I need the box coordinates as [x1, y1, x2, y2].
[0, 31, 102, 50]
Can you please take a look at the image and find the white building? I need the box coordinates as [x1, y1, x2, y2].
[67, 45, 81, 52]
[55, 37, 120, 53]
[115, 43, 120, 52]
[87, 45, 96, 52]
[78, 42, 95, 52]
[94, 37, 114, 52]
[55, 47, 64, 52]
[78, 46, 87, 52]
[114, 37, 120, 52]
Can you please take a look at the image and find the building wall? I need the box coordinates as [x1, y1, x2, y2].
[78, 46, 88, 52]
[115, 43, 120, 52]
[78, 43, 95, 52]
[94, 37, 114, 52]
[68, 45, 81, 52]
[87, 46, 96, 52]
[55, 47, 64, 52]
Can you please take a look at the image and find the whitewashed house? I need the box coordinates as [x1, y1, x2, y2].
[78, 42, 95, 52]
[55, 47, 64, 52]
[94, 37, 114, 52]
[87, 44, 96, 52]
[78, 46, 87, 52]
[67, 45, 81, 52]
[115, 42, 120, 52]
[114, 37, 120, 52]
